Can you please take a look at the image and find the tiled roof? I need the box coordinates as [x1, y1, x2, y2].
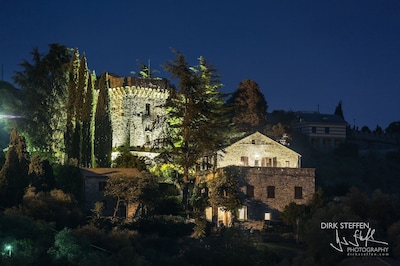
[80, 168, 142, 177]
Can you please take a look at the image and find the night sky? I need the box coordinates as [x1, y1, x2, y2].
[1, 0, 399, 129]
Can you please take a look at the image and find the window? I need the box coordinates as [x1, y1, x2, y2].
[262, 157, 272, 167]
[273, 157, 277, 167]
[98, 181, 107, 191]
[238, 206, 247, 221]
[241, 156, 249, 166]
[254, 160, 259, 166]
[246, 185, 254, 197]
[285, 161, 290, 167]
[267, 186, 275, 198]
[252, 139, 256, 144]
[145, 103, 150, 115]
[295, 186, 303, 199]
[312, 126, 316, 133]
[325, 127, 330, 134]
[201, 156, 210, 170]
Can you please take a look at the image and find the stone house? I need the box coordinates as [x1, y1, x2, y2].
[291, 112, 348, 151]
[81, 167, 143, 218]
[196, 132, 315, 229]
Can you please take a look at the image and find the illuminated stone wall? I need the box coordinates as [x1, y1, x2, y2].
[108, 78, 169, 149]
[216, 131, 301, 168]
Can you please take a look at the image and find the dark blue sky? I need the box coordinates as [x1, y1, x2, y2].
[1, 0, 399, 129]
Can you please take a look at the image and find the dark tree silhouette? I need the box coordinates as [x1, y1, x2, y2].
[0, 126, 30, 207]
[228, 79, 268, 133]
[334, 100, 344, 120]
[94, 72, 112, 167]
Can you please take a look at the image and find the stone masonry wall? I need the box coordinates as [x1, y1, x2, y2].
[237, 167, 315, 220]
[109, 86, 169, 148]
[198, 166, 315, 221]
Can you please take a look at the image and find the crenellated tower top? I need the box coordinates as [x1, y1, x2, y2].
[109, 86, 169, 99]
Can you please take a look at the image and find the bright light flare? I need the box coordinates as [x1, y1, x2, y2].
[4, 244, 12, 256]
[0, 114, 23, 119]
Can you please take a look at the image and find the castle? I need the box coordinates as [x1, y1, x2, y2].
[107, 74, 170, 150]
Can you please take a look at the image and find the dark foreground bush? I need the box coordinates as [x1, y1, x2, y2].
[134, 215, 194, 237]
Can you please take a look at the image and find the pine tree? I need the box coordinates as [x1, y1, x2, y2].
[94, 72, 112, 167]
[164, 52, 231, 209]
[0, 126, 30, 207]
[228, 79, 268, 134]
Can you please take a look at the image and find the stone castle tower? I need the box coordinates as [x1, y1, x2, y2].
[107, 74, 170, 150]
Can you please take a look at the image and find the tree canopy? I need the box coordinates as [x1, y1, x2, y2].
[163, 51, 231, 208]
[227, 79, 268, 134]
[13, 44, 72, 158]
[104, 172, 158, 218]
[0, 126, 30, 207]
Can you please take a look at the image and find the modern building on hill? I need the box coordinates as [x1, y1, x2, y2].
[291, 112, 348, 151]
[196, 132, 315, 229]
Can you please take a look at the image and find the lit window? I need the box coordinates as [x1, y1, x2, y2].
[262, 157, 272, 167]
[238, 206, 247, 221]
[241, 156, 249, 166]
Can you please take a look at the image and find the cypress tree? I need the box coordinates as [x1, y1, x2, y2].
[94, 72, 112, 167]
[65, 49, 80, 162]
[81, 71, 94, 167]
[74, 54, 88, 164]
[0, 126, 30, 207]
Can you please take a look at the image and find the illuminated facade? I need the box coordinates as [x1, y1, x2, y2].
[197, 132, 315, 229]
[107, 75, 170, 149]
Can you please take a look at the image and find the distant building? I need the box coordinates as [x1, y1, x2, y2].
[197, 132, 315, 229]
[291, 112, 348, 151]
